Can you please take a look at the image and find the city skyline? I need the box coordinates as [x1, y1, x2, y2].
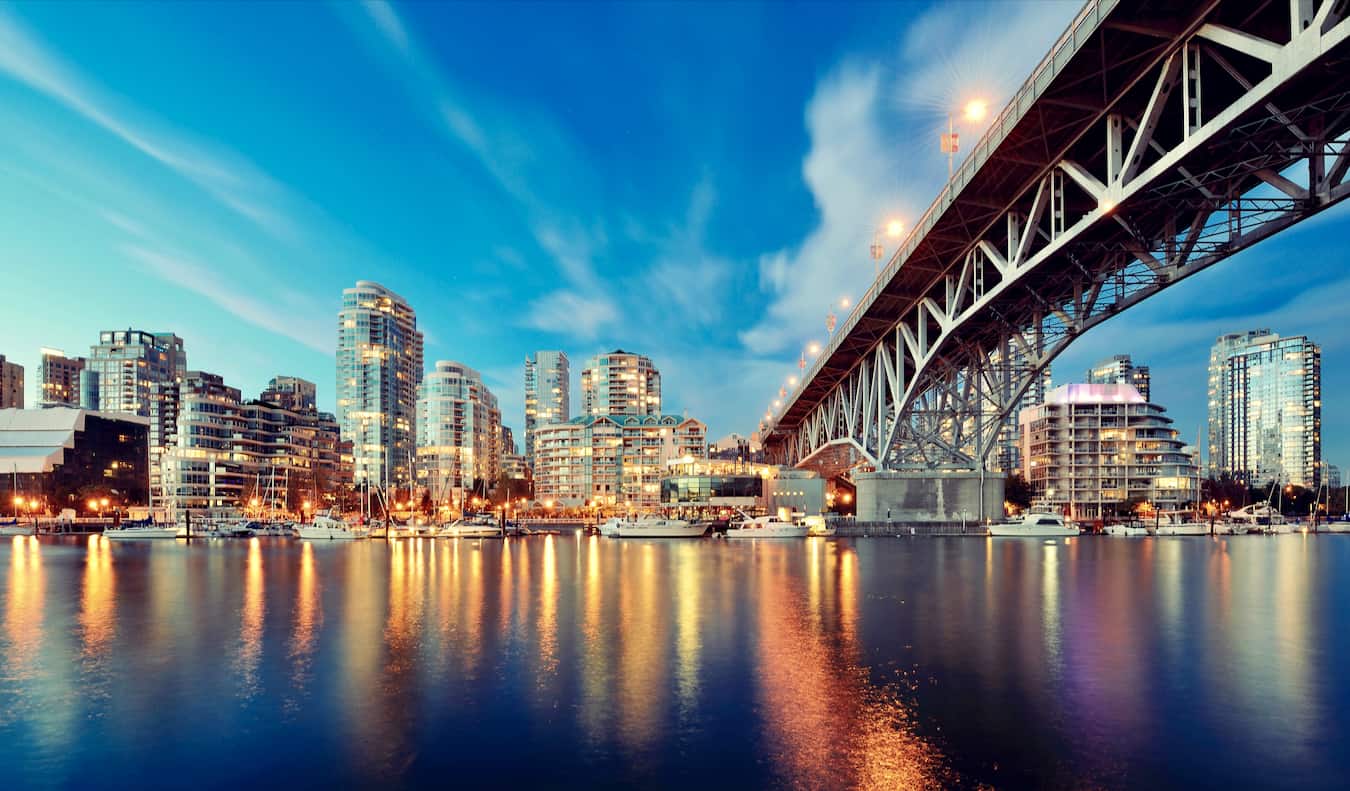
[2, 0, 1349, 464]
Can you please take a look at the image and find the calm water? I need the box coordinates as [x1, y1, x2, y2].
[2, 532, 1349, 789]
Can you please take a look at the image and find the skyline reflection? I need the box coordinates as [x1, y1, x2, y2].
[2, 535, 1349, 789]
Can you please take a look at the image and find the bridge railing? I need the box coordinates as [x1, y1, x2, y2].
[772, 0, 1114, 434]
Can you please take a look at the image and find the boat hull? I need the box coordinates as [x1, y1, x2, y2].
[437, 527, 501, 538]
[1156, 523, 1211, 536]
[296, 526, 367, 540]
[725, 525, 809, 539]
[988, 525, 1078, 537]
[1104, 525, 1148, 536]
[615, 523, 707, 538]
[0, 524, 36, 537]
[105, 528, 180, 540]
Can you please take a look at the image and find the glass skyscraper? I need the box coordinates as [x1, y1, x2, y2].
[86, 329, 186, 417]
[581, 350, 661, 418]
[524, 350, 569, 465]
[1207, 330, 1321, 487]
[336, 281, 423, 489]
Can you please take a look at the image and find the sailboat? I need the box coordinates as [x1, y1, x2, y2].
[2, 465, 36, 536]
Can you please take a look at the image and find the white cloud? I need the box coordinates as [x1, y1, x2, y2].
[0, 7, 304, 241]
[522, 290, 620, 340]
[123, 244, 332, 354]
[739, 1, 1078, 357]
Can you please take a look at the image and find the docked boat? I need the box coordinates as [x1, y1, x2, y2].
[1104, 522, 1149, 536]
[612, 516, 706, 538]
[725, 515, 809, 539]
[295, 511, 368, 540]
[0, 518, 35, 537]
[104, 520, 180, 540]
[1152, 512, 1211, 535]
[988, 512, 1079, 537]
[437, 513, 502, 538]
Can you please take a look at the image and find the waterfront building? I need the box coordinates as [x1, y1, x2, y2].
[415, 361, 502, 507]
[39, 349, 86, 407]
[1019, 384, 1199, 520]
[532, 413, 705, 508]
[260, 375, 317, 412]
[87, 329, 186, 417]
[659, 458, 825, 516]
[1086, 354, 1151, 401]
[524, 351, 569, 464]
[581, 350, 660, 418]
[336, 281, 424, 490]
[501, 425, 529, 481]
[1207, 330, 1321, 487]
[156, 372, 346, 512]
[0, 407, 150, 511]
[0, 354, 22, 409]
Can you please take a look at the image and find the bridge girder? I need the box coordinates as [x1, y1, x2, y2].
[767, 0, 1350, 471]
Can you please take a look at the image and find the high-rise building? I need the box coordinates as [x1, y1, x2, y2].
[1327, 464, 1342, 490]
[1207, 330, 1321, 487]
[260, 375, 317, 412]
[1086, 354, 1151, 402]
[0, 354, 23, 409]
[39, 349, 86, 407]
[1020, 384, 1199, 520]
[580, 350, 660, 418]
[87, 329, 186, 416]
[156, 372, 345, 512]
[336, 281, 423, 490]
[524, 351, 569, 463]
[533, 414, 706, 508]
[415, 361, 502, 506]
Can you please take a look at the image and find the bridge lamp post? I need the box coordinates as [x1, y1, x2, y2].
[941, 99, 990, 178]
[870, 219, 905, 276]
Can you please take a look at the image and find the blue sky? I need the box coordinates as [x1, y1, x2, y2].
[1, 1, 1347, 466]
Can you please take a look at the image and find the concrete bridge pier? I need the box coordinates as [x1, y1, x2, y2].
[855, 470, 1005, 523]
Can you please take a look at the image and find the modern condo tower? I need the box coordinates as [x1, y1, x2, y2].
[581, 350, 661, 418]
[1207, 330, 1321, 487]
[416, 361, 502, 506]
[86, 329, 186, 417]
[1086, 355, 1151, 402]
[524, 350, 569, 464]
[336, 281, 424, 490]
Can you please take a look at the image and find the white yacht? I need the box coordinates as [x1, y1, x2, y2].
[1104, 522, 1149, 536]
[1154, 514, 1211, 536]
[988, 513, 1079, 537]
[295, 511, 369, 540]
[598, 517, 623, 537]
[437, 514, 502, 538]
[611, 516, 707, 538]
[104, 522, 180, 540]
[725, 515, 809, 539]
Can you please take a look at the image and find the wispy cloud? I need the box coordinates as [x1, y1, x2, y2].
[122, 243, 331, 354]
[0, 6, 303, 241]
[739, 1, 1076, 356]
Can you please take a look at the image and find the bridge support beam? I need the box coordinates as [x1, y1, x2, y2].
[855, 471, 1005, 523]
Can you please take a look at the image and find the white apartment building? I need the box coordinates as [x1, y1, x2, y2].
[581, 349, 661, 418]
[1020, 384, 1198, 520]
[524, 350, 569, 464]
[533, 414, 706, 508]
[415, 361, 502, 505]
[1207, 330, 1321, 487]
[336, 281, 423, 489]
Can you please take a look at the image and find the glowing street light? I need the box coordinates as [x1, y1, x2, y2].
[870, 218, 905, 276]
[942, 97, 991, 177]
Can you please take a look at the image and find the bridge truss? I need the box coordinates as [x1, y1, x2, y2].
[766, 0, 1350, 472]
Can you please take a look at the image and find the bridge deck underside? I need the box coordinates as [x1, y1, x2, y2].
[768, 0, 1350, 470]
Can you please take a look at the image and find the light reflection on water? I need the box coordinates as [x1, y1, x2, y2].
[2, 534, 1350, 789]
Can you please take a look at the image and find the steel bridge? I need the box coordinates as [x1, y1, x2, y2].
[764, 0, 1350, 476]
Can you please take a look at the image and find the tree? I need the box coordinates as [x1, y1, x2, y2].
[1005, 472, 1033, 510]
